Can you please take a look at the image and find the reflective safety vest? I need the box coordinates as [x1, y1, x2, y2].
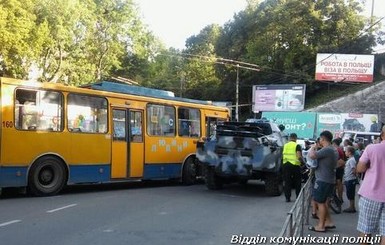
[283, 141, 301, 166]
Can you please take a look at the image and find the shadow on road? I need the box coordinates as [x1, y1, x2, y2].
[1, 179, 279, 199]
[0, 180, 181, 199]
[199, 180, 280, 199]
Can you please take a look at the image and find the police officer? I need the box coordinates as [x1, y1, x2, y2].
[283, 133, 303, 202]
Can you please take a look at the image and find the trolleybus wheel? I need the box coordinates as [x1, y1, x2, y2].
[28, 156, 67, 196]
[182, 157, 197, 185]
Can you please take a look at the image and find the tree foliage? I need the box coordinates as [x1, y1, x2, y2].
[182, 24, 223, 99]
[0, 0, 159, 85]
[0, 0, 37, 78]
[0, 0, 382, 114]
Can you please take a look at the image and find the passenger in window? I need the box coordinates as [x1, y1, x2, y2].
[49, 116, 59, 131]
[23, 101, 38, 130]
[190, 121, 200, 137]
[73, 115, 85, 130]
[132, 126, 141, 136]
[180, 120, 190, 136]
[160, 114, 172, 135]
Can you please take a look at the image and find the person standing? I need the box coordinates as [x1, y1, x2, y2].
[310, 138, 322, 219]
[354, 142, 365, 162]
[282, 133, 303, 202]
[356, 126, 385, 245]
[308, 130, 338, 232]
[343, 146, 357, 213]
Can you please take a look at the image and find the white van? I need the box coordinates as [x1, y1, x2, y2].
[340, 131, 380, 146]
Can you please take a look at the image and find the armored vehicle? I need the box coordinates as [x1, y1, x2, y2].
[196, 119, 286, 196]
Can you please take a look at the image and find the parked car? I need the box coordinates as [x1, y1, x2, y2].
[340, 130, 380, 146]
[296, 138, 315, 150]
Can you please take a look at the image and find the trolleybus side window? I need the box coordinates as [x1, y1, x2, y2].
[15, 89, 63, 131]
[206, 117, 225, 139]
[67, 93, 108, 133]
[178, 107, 201, 137]
[147, 104, 175, 136]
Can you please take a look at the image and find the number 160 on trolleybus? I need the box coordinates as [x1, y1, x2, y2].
[0, 77, 230, 196]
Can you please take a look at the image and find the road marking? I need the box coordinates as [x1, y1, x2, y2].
[0, 220, 21, 227]
[46, 204, 77, 213]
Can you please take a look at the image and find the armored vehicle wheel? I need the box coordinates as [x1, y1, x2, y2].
[205, 166, 223, 190]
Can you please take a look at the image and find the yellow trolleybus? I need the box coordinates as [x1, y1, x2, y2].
[0, 77, 229, 196]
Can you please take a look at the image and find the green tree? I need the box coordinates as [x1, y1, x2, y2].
[181, 24, 223, 100]
[113, 28, 164, 85]
[0, 0, 37, 78]
[33, 0, 148, 84]
[31, 0, 95, 83]
[142, 48, 184, 93]
[1, 0, 155, 85]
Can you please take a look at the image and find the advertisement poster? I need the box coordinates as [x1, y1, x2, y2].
[316, 113, 343, 138]
[252, 84, 306, 112]
[262, 111, 316, 139]
[262, 112, 379, 139]
[316, 113, 379, 137]
[340, 113, 380, 133]
[315, 53, 374, 83]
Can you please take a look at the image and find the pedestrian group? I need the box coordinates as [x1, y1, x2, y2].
[282, 126, 385, 245]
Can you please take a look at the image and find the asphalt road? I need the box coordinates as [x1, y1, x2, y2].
[0, 181, 293, 245]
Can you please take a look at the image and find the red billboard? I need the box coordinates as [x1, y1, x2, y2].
[315, 53, 374, 83]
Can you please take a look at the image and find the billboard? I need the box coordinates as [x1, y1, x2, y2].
[252, 84, 306, 112]
[262, 111, 316, 139]
[340, 113, 379, 133]
[316, 113, 343, 138]
[315, 113, 379, 138]
[261, 112, 379, 139]
[315, 53, 374, 83]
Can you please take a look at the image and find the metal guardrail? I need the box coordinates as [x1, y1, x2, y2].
[276, 175, 314, 245]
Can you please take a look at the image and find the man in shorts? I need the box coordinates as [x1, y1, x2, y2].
[308, 130, 338, 232]
[357, 126, 385, 245]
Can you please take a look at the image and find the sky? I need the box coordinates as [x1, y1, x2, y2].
[134, 0, 385, 52]
[134, 0, 247, 49]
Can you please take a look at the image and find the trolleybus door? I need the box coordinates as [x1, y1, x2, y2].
[111, 109, 144, 179]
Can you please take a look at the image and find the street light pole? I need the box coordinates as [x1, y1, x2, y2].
[235, 64, 239, 122]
